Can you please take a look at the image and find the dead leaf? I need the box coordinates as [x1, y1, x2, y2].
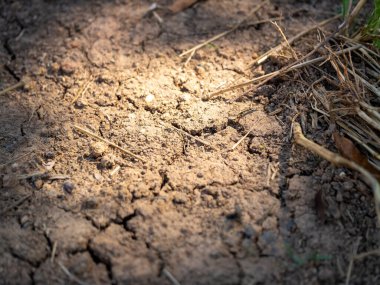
[168, 0, 201, 13]
[333, 132, 380, 180]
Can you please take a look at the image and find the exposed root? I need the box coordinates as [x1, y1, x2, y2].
[293, 122, 380, 223]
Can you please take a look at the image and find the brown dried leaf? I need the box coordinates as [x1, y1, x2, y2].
[333, 132, 380, 180]
[168, 0, 201, 13]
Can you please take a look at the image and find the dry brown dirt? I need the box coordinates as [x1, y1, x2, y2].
[1, 0, 379, 284]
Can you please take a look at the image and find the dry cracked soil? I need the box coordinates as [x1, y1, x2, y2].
[0, 0, 379, 284]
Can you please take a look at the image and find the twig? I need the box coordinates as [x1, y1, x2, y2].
[0, 194, 32, 215]
[293, 122, 380, 223]
[0, 80, 25, 96]
[73, 125, 146, 162]
[247, 15, 340, 68]
[58, 262, 89, 285]
[354, 248, 380, 260]
[163, 269, 181, 285]
[161, 122, 218, 151]
[179, 0, 268, 57]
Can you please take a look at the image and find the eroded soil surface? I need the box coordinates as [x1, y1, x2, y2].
[1, 0, 379, 284]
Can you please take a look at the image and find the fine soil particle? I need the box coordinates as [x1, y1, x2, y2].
[0, 0, 379, 284]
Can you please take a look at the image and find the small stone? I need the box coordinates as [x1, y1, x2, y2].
[195, 65, 206, 78]
[90, 141, 107, 158]
[19, 215, 32, 228]
[179, 93, 192, 102]
[99, 154, 115, 169]
[93, 172, 103, 181]
[75, 100, 86, 109]
[172, 192, 188, 204]
[63, 181, 75, 194]
[342, 181, 354, 191]
[145, 94, 155, 103]
[90, 215, 110, 229]
[262, 216, 277, 231]
[44, 151, 55, 160]
[34, 179, 43, 190]
[50, 62, 60, 73]
[11, 163, 19, 172]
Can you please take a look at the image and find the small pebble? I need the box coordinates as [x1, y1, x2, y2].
[94, 172, 103, 181]
[19, 215, 30, 228]
[44, 151, 55, 160]
[90, 141, 107, 158]
[60, 59, 78, 75]
[99, 154, 115, 169]
[145, 94, 155, 103]
[172, 192, 188, 204]
[63, 181, 75, 194]
[34, 179, 43, 190]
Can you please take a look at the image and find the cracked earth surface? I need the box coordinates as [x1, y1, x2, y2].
[1, 0, 379, 284]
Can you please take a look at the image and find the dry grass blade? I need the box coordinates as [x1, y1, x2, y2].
[0, 194, 32, 215]
[71, 76, 92, 105]
[332, 55, 380, 97]
[345, 238, 361, 285]
[58, 262, 89, 285]
[161, 122, 218, 151]
[293, 122, 380, 223]
[354, 248, 380, 260]
[0, 80, 25, 96]
[271, 21, 298, 60]
[247, 15, 340, 68]
[343, 0, 368, 31]
[338, 121, 380, 161]
[231, 125, 255, 150]
[73, 125, 147, 162]
[179, 0, 268, 57]
[163, 269, 182, 285]
[205, 45, 361, 100]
